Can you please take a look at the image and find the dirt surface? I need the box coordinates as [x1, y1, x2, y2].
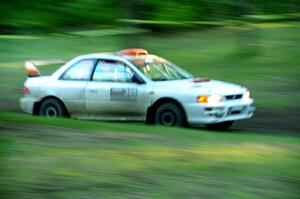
[232, 108, 300, 135]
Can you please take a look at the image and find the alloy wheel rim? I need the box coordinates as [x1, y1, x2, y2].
[45, 106, 58, 117]
[161, 110, 176, 126]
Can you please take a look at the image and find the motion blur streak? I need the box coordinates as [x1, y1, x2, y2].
[1, 114, 300, 199]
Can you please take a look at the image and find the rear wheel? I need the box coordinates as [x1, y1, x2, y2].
[206, 121, 233, 130]
[154, 103, 185, 127]
[39, 98, 66, 117]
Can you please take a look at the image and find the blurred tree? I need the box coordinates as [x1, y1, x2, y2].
[0, 0, 300, 33]
[122, 0, 144, 49]
[143, 0, 198, 21]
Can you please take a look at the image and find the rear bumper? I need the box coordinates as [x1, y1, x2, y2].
[185, 99, 255, 125]
[20, 97, 37, 114]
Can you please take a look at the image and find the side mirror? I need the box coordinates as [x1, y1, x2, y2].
[132, 74, 145, 84]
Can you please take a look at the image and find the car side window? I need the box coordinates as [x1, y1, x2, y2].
[61, 59, 95, 80]
[93, 60, 134, 82]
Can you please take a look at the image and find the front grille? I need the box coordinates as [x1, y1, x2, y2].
[225, 94, 243, 100]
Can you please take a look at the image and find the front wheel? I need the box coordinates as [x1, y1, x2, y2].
[206, 121, 233, 130]
[39, 98, 67, 117]
[154, 103, 185, 127]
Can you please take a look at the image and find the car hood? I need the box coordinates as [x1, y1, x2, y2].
[151, 79, 247, 95]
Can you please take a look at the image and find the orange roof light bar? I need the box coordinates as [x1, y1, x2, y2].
[119, 48, 148, 56]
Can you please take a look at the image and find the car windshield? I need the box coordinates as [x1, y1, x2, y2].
[131, 57, 193, 81]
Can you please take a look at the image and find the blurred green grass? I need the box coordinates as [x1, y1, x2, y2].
[1, 112, 300, 199]
[0, 22, 299, 111]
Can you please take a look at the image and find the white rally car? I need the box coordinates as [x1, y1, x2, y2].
[20, 48, 255, 129]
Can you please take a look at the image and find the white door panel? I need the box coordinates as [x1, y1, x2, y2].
[85, 82, 148, 119]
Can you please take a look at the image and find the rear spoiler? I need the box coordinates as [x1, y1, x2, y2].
[25, 60, 65, 77]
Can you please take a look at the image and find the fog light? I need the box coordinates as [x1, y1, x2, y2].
[215, 113, 224, 118]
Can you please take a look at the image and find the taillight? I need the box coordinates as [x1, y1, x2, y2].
[23, 86, 30, 94]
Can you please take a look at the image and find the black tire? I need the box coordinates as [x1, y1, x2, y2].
[206, 121, 233, 130]
[154, 102, 185, 127]
[39, 98, 66, 117]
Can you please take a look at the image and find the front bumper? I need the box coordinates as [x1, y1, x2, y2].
[185, 99, 255, 125]
[20, 96, 37, 114]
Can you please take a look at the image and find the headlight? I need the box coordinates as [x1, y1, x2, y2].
[197, 95, 222, 103]
[243, 91, 250, 100]
[208, 95, 223, 103]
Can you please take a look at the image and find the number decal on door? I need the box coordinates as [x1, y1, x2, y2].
[110, 88, 138, 101]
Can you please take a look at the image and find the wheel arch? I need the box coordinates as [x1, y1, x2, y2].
[33, 96, 70, 117]
[146, 97, 187, 125]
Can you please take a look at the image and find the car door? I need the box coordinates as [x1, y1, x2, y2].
[85, 59, 148, 120]
[54, 59, 96, 116]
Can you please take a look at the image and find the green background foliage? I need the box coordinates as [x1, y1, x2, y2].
[1, 0, 300, 33]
